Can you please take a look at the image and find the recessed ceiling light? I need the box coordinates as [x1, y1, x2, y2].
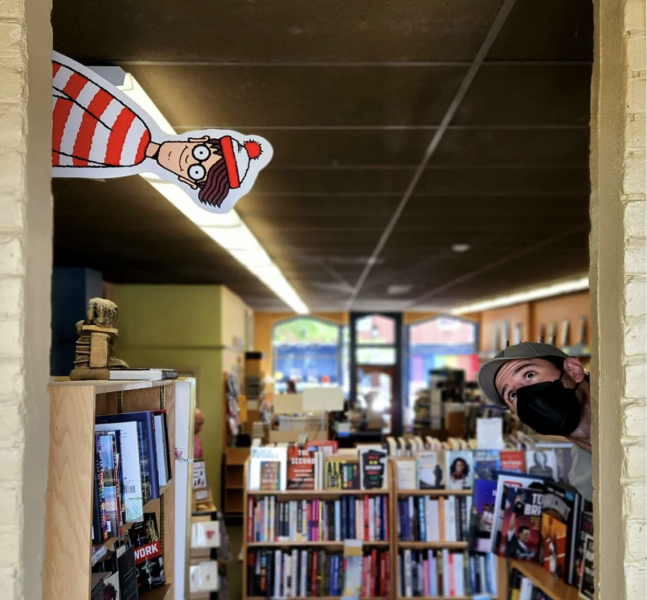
[388, 284, 412, 295]
[452, 243, 471, 253]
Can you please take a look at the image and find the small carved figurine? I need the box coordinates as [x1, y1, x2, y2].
[70, 298, 128, 380]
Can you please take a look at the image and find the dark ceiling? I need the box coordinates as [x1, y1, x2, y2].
[52, 0, 592, 312]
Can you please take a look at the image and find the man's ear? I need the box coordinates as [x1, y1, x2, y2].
[179, 176, 198, 190]
[188, 135, 209, 143]
[564, 357, 586, 383]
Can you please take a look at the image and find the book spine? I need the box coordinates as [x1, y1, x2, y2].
[439, 497, 446, 541]
[418, 496, 427, 542]
[334, 500, 341, 541]
[364, 495, 370, 541]
[248, 496, 255, 542]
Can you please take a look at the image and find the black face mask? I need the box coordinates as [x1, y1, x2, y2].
[515, 373, 582, 436]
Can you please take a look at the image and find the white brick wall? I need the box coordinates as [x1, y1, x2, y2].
[592, 0, 646, 599]
[0, 0, 52, 598]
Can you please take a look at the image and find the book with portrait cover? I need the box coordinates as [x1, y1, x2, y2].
[287, 444, 316, 490]
[468, 478, 498, 552]
[445, 450, 474, 490]
[249, 447, 288, 491]
[129, 512, 165, 592]
[260, 462, 281, 490]
[474, 450, 501, 480]
[525, 449, 558, 480]
[497, 486, 543, 561]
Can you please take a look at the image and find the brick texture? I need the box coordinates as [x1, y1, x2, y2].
[591, 0, 647, 598]
[0, 0, 52, 598]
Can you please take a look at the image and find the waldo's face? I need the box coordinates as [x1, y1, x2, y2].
[157, 136, 222, 188]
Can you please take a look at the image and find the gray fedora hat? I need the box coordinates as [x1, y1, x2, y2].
[478, 342, 568, 406]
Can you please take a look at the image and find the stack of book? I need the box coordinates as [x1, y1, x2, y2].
[398, 549, 498, 598]
[469, 471, 594, 597]
[92, 410, 171, 596]
[247, 548, 391, 599]
[397, 494, 471, 542]
[247, 495, 390, 543]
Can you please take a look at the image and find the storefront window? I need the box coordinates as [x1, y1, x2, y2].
[406, 315, 479, 403]
[272, 317, 342, 393]
[355, 314, 396, 345]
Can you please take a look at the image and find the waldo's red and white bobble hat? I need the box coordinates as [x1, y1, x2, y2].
[220, 136, 263, 189]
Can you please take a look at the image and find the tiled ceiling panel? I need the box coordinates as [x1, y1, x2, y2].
[52, 0, 593, 311]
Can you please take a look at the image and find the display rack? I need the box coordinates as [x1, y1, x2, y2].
[44, 379, 193, 600]
[242, 455, 392, 600]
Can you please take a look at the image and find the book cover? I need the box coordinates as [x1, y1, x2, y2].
[260, 462, 281, 491]
[249, 447, 288, 491]
[153, 412, 171, 486]
[116, 544, 139, 600]
[469, 479, 498, 552]
[90, 573, 104, 600]
[103, 571, 120, 600]
[287, 444, 316, 490]
[491, 472, 546, 553]
[579, 533, 595, 600]
[541, 481, 580, 583]
[525, 450, 558, 479]
[553, 446, 574, 484]
[417, 451, 444, 489]
[129, 513, 165, 592]
[445, 450, 474, 490]
[94, 421, 144, 521]
[574, 500, 593, 589]
[95, 431, 121, 538]
[474, 450, 501, 480]
[500, 451, 525, 474]
[360, 448, 388, 489]
[396, 460, 417, 490]
[498, 486, 543, 561]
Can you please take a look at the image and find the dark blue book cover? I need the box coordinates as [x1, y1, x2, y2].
[349, 495, 356, 540]
[404, 499, 411, 541]
[96, 412, 160, 500]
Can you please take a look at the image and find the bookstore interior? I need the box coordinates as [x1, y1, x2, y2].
[15, 1, 644, 600]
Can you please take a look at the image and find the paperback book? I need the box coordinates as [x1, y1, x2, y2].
[497, 486, 543, 561]
[499, 451, 525, 474]
[525, 449, 558, 479]
[249, 447, 288, 491]
[445, 450, 474, 490]
[359, 448, 388, 489]
[468, 479, 498, 552]
[473, 450, 501, 480]
[129, 513, 165, 593]
[417, 451, 444, 489]
[325, 460, 360, 490]
[287, 445, 316, 490]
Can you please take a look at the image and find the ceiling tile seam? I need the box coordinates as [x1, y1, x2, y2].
[343, 0, 520, 310]
[406, 223, 589, 308]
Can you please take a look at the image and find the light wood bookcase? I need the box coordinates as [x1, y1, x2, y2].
[44, 379, 192, 600]
[239, 454, 584, 600]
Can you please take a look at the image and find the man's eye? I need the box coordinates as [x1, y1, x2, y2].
[525, 371, 535, 380]
[510, 391, 517, 402]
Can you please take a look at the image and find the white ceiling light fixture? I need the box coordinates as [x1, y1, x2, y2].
[450, 276, 590, 315]
[118, 73, 309, 315]
[451, 243, 471, 253]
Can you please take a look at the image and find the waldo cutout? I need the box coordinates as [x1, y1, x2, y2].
[51, 52, 272, 213]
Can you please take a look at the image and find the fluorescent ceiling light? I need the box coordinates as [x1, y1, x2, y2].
[119, 75, 309, 314]
[450, 276, 589, 315]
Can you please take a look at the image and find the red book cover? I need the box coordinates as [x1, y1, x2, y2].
[364, 495, 370, 541]
[287, 444, 316, 490]
[385, 551, 391, 595]
[362, 554, 369, 597]
[311, 550, 318, 597]
[448, 552, 455, 597]
[500, 451, 526, 474]
[384, 496, 390, 540]
[379, 552, 386, 596]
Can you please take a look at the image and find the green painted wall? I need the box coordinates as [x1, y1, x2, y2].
[113, 284, 250, 508]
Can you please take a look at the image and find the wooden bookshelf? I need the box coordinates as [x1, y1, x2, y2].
[44, 379, 194, 600]
[396, 489, 472, 497]
[509, 560, 581, 600]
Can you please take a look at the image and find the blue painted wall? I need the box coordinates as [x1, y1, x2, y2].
[50, 267, 103, 375]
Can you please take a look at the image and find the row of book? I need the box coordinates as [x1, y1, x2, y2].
[397, 495, 472, 543]
[396, 446, 573, 491]
[93, 410, 171, 543]
[91, 512, 165, 599]
[247, 548, 391, 598]
[250, 444, 389, 491]
[398, 549, 499, 598]
[247, 495, 390, 543]
[469, 472, 594, 597]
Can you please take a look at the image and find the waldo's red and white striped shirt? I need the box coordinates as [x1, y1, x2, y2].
[52, 60, 151, 168]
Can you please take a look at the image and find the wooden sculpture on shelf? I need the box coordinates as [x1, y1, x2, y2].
[70, 298, 129, 380]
